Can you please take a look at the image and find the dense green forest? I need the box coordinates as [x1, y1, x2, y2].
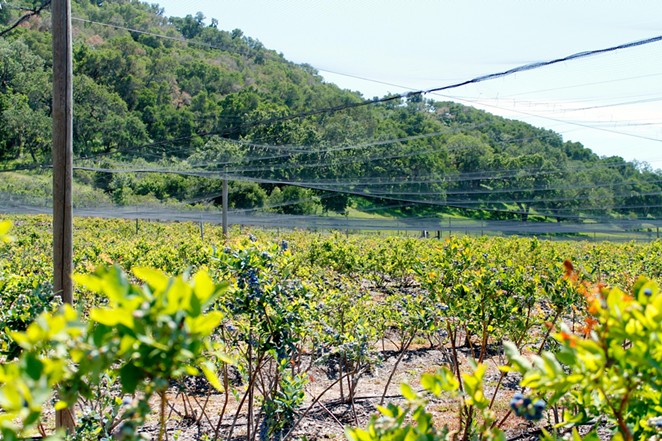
[1, 0, 661, 221]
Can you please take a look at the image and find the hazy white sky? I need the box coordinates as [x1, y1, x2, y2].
[156, 1, 662, 169]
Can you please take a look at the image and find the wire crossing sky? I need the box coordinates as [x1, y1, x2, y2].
[156, 0, 662, 170]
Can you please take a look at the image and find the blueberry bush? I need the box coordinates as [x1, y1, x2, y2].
[1, 216, 662, 440]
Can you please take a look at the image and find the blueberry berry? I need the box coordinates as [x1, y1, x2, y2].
[533, 399, 546, 411]
[510, 393, 545, 421]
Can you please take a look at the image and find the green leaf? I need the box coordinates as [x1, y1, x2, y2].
[610, 433, 625, 441]
[23, 410, 41, 428]
[1, 428, 19, 441]
[163, 277, 190, 315]
[344, 427, 373, 441]
[504, 341, 532, 372]
[376, 404, 393, 417]
[0, 220, 13, 243]
[420, 367, 459, 396]
[76, 266, 131, 302]
[185, 366, 199, 376]
[119, 363, 143, 394]
[73, 273, 105, 295]
[200, 361, 223, 392]
[193, 271, 214, 304]
[90, 308, 134, 329]
[133, 267, 169, 293]
[24, 353, 43, 381]
[190, 290, 202, 317]
[400, 383, 417, 401]
[555, 345, 577, 366]
[582, 431, 601, 441]
[187, 311, 223, 336]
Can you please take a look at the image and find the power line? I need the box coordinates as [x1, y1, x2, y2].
[0, 0, 50, 38]
[561, 96, 662, 113]
[60, 12, 662, 154]
[306, 52, 662, 155]
[71, 165, 662, 220]
[71, 150, 651, 193]
[438, 93, 662, 145]
[4, 6, 662, 223]
[501, 72, 662, 98]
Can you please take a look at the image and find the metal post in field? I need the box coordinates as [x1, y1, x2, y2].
[222, 177, 228, 238]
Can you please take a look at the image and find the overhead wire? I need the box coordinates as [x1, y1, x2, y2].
[438, 92, 662, 144]
[80, 154, 645, 189]
[72, 165, 662, 218]
[2, 149, 642, 191]
[7, 3, 662, 152]
[0, 0, 50, 37]
[73, 120, 641, 183]
[4, 6, 662, 227]
[60, 13, 662, 157]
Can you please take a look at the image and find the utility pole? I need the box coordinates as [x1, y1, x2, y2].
[222, 176, 228, 238]
[52, 0, 75, 431]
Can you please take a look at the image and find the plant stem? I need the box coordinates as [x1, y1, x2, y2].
[158, 390, 167, 441]
[213, 363, 231, 440]
[380, 334, 415, 405]
[226, 353, 266, 441]
[447, 322, 464, 393]
[282, 374, 347, 441]
[494, 308, 562, 429]
[461, 405, 474, 441]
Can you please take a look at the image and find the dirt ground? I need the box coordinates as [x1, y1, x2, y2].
[34, 279, 602, 441]
[132, 341, 574, 441]
[34, 332, 609, 441]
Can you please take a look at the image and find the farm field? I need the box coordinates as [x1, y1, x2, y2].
[0, 215, 661, 441]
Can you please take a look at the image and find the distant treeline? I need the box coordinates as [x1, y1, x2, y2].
[1, 0, 660, 220]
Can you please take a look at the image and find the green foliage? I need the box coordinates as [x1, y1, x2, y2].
[76, 266, 229, 395]
[268, 186, 321, 215]
[314, 277, 378, 403]
[0, 220, 231, 439]
[504, 278, 662, 440]
[2, 1, 662, 221]
[0, 304, 81, 440]
[211, 239, 314, 439]
[73, 74, 149, 156]
[346, 365, 506, 441]
[3, 216, 662, 439]
[0, 221, 62, 361]
[0, 282, 60, 360]
[229, 181, 268, 209]
[260, 359, 307, 439]
[0, 219, 12, 243]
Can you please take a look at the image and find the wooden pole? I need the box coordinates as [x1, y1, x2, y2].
[52, 0, 73, 305]
[222, 177, 228, 238]
[52, 0, 75, 431]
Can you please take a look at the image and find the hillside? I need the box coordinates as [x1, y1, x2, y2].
[1, 0, 661, 222]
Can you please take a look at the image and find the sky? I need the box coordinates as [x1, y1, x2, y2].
[156, 0, 662, 169]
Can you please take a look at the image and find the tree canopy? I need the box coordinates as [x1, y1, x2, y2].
[0, 0, 660, 221]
